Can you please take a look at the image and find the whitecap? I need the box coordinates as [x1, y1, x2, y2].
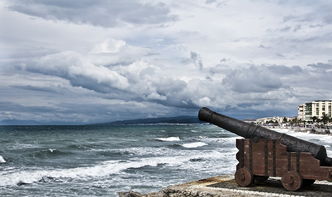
[181, 142, 207, 148]
[48, 149, 56, 153]
[273, 128, 332, 146]
[198, 136, 207, 139]
[0, 154, 206, 186]
[0, 155, 6, 163]
[0, 147, 242, 187]
[155, 137, 180, 142]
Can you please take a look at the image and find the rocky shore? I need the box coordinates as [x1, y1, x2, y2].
[118, 176, 332, 197]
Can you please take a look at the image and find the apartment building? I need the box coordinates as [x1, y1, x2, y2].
[256, 116, 294, 125]
[297, 100, 332, 121]
[298, 104, 305, 120]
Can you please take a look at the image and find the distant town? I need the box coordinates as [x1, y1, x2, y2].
[250, 100, 332, 135]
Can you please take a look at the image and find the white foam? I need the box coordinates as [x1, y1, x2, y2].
[155, 137, 180, 142]
[0, 153, 210, 186]
[271, 128, 332, 156]
[48, 149, 56, 153]
[181, 142, 207, 148]
[0, 155, 6, 163]
[273, 128, 332, 146]
[202, 136, 239, 144]
[0, 147, 239, 187]
[175, 150, 238, 175]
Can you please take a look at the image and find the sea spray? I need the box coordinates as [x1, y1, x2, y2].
[0, 155, 6, 163]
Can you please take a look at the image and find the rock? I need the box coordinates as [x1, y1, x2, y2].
[118, 191, 167, 197]
[118, 191, 144, 197]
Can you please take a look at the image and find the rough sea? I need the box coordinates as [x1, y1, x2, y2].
[0, 124, 331, 197]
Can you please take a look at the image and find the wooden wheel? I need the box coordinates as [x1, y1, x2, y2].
[281, 171, 303, 191]
[235, 168, 253, 187]
[254, 176, 269, 184]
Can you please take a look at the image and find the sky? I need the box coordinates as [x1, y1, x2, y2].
[1, 0, 332, 124]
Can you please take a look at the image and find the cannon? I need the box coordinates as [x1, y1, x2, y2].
[198, 107, 332, 191]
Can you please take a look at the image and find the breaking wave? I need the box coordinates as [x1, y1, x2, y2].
[0, 156, 180, 186]
[0, 155, 6, 163]
[155, 137, 180, 142]
[181, 142, 207, 148]
[0, 149, 235, 187]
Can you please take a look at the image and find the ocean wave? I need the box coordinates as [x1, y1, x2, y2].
[273, 128, 332, 147]
[155, 137, 180, 142]
[181, 142, 207, 148]
[120, 146, 203, 157]
[174, 150, 237, 175]
[0, 150, 235, 187]
[0, 155, 6, 163]
[66, 143, 107, 151]
[96, 150, 134, 157]
[28, 149, 71, 159]
[0, 154, 193, 186]
[201, 136, 239, 145]
[122, 123, 196, 126]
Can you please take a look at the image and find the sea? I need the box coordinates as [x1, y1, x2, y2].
[0, 123, 331, 197]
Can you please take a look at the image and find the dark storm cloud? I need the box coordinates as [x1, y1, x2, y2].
[8, 0, 175, 27]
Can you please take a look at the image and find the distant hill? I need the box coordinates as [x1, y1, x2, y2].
[97, 116, 201, 125]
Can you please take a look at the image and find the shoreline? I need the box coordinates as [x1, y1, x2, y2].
[119, 175, 332, 197]
[266, 125, 332, 136]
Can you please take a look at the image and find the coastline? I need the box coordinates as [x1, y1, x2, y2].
[266, 125, 331, 136]
[118, 126, 332, 197]
[119, 175, 332, 197]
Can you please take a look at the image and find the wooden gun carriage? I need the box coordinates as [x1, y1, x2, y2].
[198, 107, 332, 191]
[236, 138, 332, 191]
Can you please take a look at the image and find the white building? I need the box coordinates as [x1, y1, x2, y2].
[297, 104, 305, 120]
[255, 116, 293, 125]
[297, 100, 332, 121]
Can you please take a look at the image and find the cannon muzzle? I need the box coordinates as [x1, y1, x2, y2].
[198, 107, 332, 166]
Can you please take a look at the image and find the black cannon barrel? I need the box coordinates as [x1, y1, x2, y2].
[198, 107, 332, 166]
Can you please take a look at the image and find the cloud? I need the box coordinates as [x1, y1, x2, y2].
[90, 39, 126, 54]
[222, 65, 284, 93]
[22, 51, 129, 92]
[14, 42, 332, 121]
[2, 0, 332, 124]
[17, 46, 210, 110]
[7, 0, 175, 27]
[190, 51, 203, 70]
[89, 39, 151, 66]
